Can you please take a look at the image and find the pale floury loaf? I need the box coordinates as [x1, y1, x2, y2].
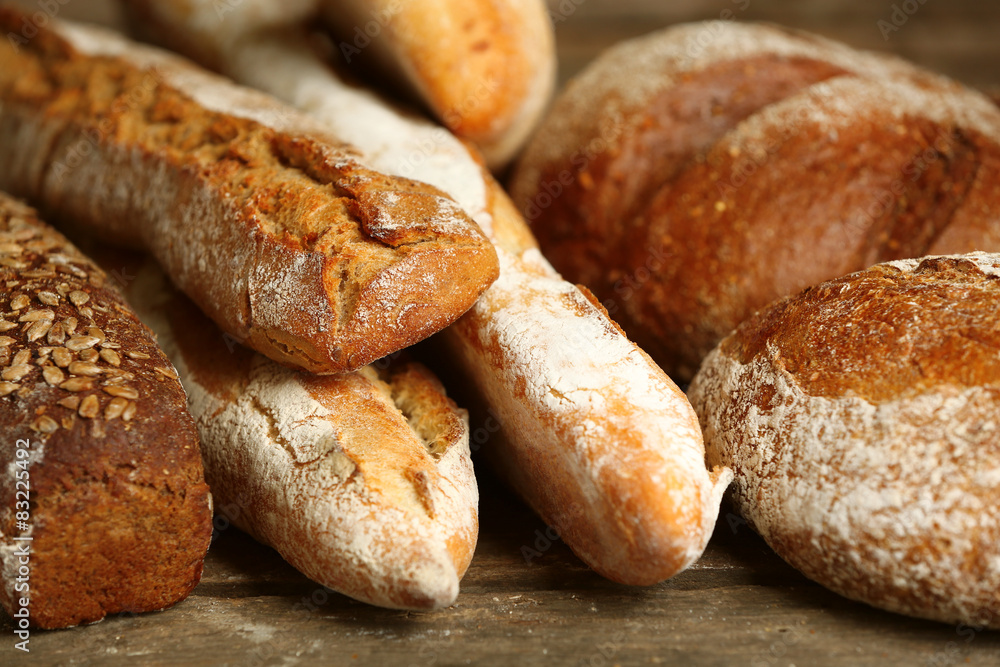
[690, 252, 1000, 628]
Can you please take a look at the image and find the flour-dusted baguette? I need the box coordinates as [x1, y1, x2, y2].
[0, 194, 211, 629]
[126, 262, 478, 610]
[0, 7, 499, 375]
[511, 22, 1000, 381]
[689, 252, 1000, 628]
[119, 6, 732, 584]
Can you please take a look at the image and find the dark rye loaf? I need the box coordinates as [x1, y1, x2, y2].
[689, 252, 1000, 628]
[511, 22, 1000, 381]
[0, 194, 211, 629]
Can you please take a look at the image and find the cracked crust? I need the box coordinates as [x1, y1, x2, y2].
[0, 194, 211, 629]
[510, 21, 1000, 381]
[689, 252, 1000, 628]
[126, 261, 478, 611]
[0, 7, 499, 374]
[121, 4, 732, 585]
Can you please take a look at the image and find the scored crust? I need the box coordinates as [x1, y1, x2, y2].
[0, 7, 499, 374]
[128, 262, 478, 610]
[689, 252, 1000, 628]
[510, 21, 1000, 381]
[0, 194, 211, 629]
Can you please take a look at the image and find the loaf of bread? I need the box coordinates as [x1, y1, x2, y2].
[510, 22, 1000, 381]
[122, 0, 555, 170]
[0, 193, 211, 629]
[0, 7, 499, 375]
[316, 0, 556, 170]
[689, 252, 1000, 628]
[120, 8, 732, 585]
[127, 261, 478, 610]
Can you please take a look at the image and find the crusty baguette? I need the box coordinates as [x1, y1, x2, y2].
[0, 193, 211, 629]
[316, 0, 555, 170]
[510, 22, 1000, 381]
[689, 252, 1000, 628]
[125, 261, 478, 610]
[0, 7, 499, 375]
[119, 6, 733, 585]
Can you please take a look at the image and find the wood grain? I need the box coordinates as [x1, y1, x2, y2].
[2, 0, 1000, 664]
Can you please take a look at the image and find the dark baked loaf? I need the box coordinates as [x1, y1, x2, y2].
[0, 194, 212, 629]
[510, 21, 1000, 381]
[689, 252, 1000, 628]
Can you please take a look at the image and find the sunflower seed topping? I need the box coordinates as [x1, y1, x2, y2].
[78, 394, 99, 419]
[37, 291, 60, 306]
[2, 365, 31, 382]
[32, 415, 59, 433]
[59, 377, 93, 392]
[68, 361, 101, 376]
[43, 366, 65, 386]
[103, 385, 139, 400]
[104, 397, 128, 420]
[66, 336, 100, 351]
[68, 290, 90, 306]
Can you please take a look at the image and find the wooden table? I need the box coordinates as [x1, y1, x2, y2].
[3, 1, 1000, 665]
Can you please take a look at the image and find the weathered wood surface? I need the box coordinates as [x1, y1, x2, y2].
[3, 0, 1000, 665]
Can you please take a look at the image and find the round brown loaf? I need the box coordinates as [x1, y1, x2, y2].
[688, 252, 1000, 628]
[510, 22, 1000, 381]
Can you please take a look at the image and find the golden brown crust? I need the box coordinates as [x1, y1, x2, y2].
[317, 0, 556, 169]
[0, 194, 211, 629]
[722, 255, 1000, 403]
[511, 22, 1000, 381]
[0, 7, 499, 374]
[689, 252, 1000, 628]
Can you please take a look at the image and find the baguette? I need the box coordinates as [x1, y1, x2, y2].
[119, 6, 733, 585]
[0, 7, 499, 375]
[316, 0, 556, 170]
[689, 252, 1000, 628]
[510, 22, 1000, 381]
[126, 261, 478, 610]
[0, 193, 211, 629]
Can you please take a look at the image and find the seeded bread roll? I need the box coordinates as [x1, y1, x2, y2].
[689, 252, 1000, 628]
[0, 194, 211, 629]
[122, 11, 733, 585]
[127, 262, 478, 610]
[510, 22, 1000, 381]
[0, 7, 499, 375]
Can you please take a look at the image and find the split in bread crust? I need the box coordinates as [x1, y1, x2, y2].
[510, 21, 1000, 381]
[690, 252, 1000, 628]
[0, 193, 211, 629]
[127, 262, 478, 611]
[0, 7, 499, 374]
[118, 0, 730, 584]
